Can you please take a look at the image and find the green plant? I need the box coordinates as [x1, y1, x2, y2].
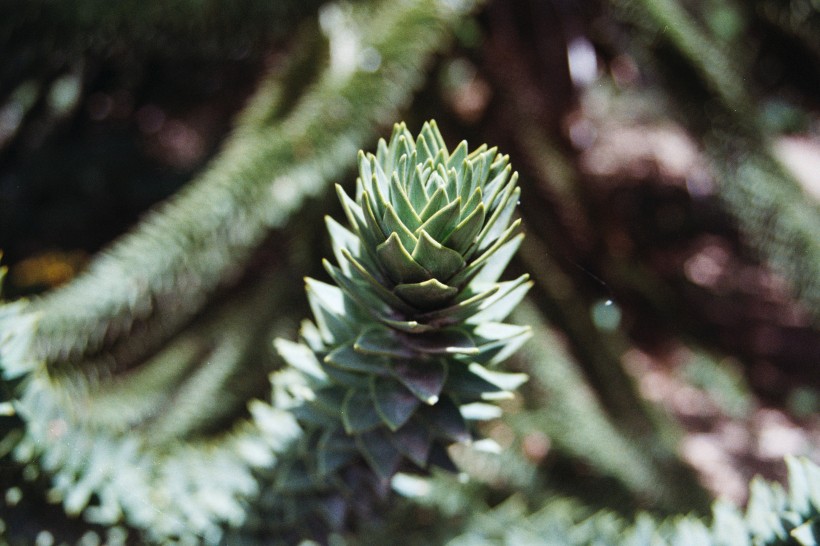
[412, 456, 820, 546]
[2, 0, 818, 544]
[246, 119, 532, 540]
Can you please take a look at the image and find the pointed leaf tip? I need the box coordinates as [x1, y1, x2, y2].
[411, 230, 465, 281]
[391, 359, 447, 405]
[394, 278, 458, 310]
[377, 232, 430, 285]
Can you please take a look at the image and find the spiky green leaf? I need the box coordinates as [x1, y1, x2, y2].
[411, 230, 465, 281]
[356, 428, 402, 480]
[415, 196, 462, 242]
[443, 201, 486, 255]
[418, 185, 449, 221]
[371, 376, 421, 431]
[423, 396, 470, 443]
[390, 359, 447, 405]
[325, 343, 388, 375]
[394, 278, 459, 309]
[377, 232, 431, 285]
[402, 328, 478, 356]
[341, 389, 382, 434]
[355, 326, 416, 359]
[382, 203, 418, 251]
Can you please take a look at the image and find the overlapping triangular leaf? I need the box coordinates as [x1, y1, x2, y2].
[371, 376, 421, 431]
[356, 428, 402, 480]
[390, 359, 447, 405]
[341, 388, 383, 434]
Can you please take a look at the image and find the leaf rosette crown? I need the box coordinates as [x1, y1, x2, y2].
[329, 120, 528, 327]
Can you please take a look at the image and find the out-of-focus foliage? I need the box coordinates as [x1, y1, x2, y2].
[387, 456, 820, 545]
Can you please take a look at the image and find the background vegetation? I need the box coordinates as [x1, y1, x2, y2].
[0, 0, 818, 544]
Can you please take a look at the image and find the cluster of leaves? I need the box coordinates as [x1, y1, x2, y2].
[1, 0, 818, 544]
[247, 120, 531, 538]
